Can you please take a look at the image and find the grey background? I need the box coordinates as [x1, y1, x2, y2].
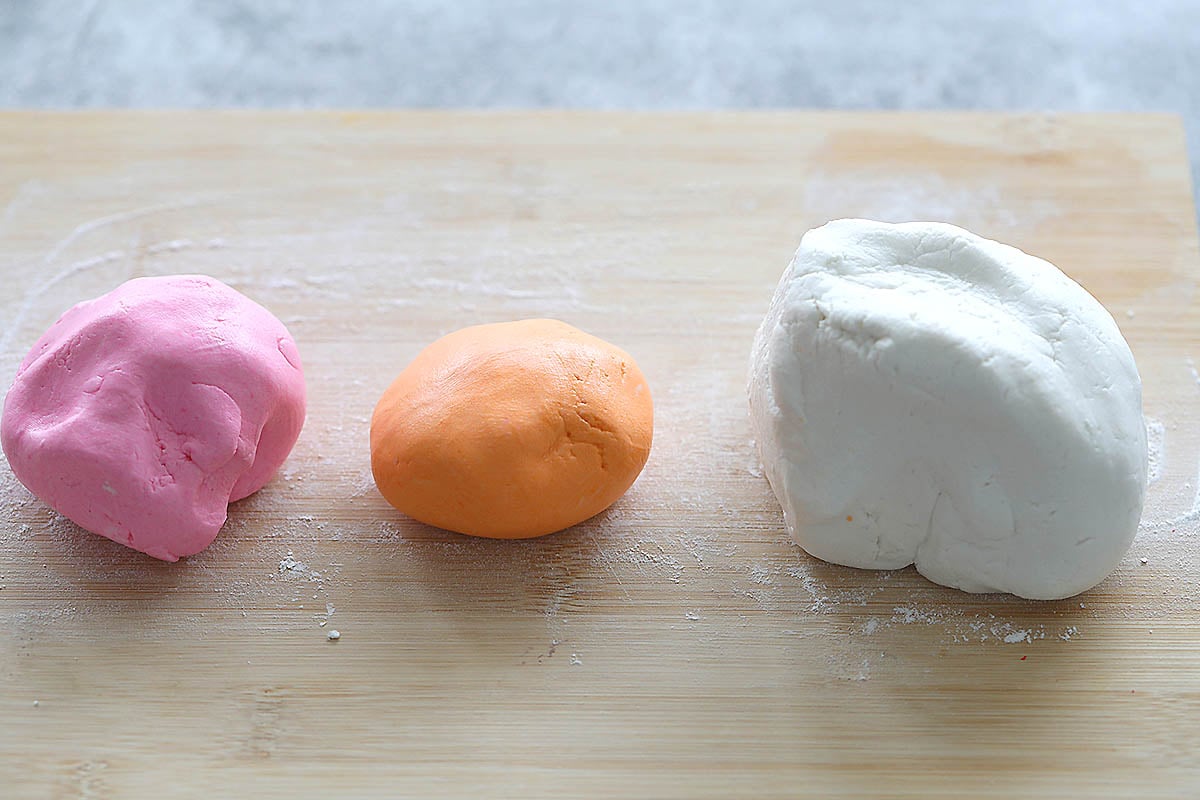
[2, 0, 1198, 210]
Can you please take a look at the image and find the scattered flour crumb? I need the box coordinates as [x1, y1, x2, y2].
[279, 551, 307, 574]
[892, 606, 942, 625]
[327, 630, 340, 641]
[570, 654, 582, 666]
[749, 564, 773, 585]
[1003, 630, 1031, 644]
[1145, 418, 1165, 485]
[684, 611, 701, 621]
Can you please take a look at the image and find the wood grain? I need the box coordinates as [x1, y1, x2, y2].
[1, 111, 1198, 799]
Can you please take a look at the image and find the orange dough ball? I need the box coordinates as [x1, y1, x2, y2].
[370, 319, 653, 538]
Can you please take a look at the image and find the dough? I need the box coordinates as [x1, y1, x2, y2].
[748, 219, 1147, 600]
[1, 275, 306, 561]
[371, 319, 653, 538]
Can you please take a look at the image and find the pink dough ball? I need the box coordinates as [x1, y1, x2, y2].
[2, 275, 306, 561]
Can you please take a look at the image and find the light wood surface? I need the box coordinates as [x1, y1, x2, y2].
[2, 112, 1198, 798]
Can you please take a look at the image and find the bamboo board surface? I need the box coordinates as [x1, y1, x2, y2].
[1, 111, 1199, 798]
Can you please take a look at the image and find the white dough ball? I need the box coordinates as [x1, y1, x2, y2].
[748, 219, 1147, 600]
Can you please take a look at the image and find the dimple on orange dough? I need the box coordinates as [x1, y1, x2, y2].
[370, 319, 653, 538]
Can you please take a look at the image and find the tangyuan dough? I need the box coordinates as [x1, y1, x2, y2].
[748, 219, 1147, 600]
[2, 275, 306, 561]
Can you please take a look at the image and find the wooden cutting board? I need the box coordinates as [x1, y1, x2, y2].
[2, 112, 1198, 798]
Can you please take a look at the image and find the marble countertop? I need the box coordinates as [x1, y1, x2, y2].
[2, 1, 1196, 214]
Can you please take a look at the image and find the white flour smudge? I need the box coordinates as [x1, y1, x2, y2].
[803, 171, 1060, 230]
[0, 201, 203, 358]
[145, 238, 195, 255]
